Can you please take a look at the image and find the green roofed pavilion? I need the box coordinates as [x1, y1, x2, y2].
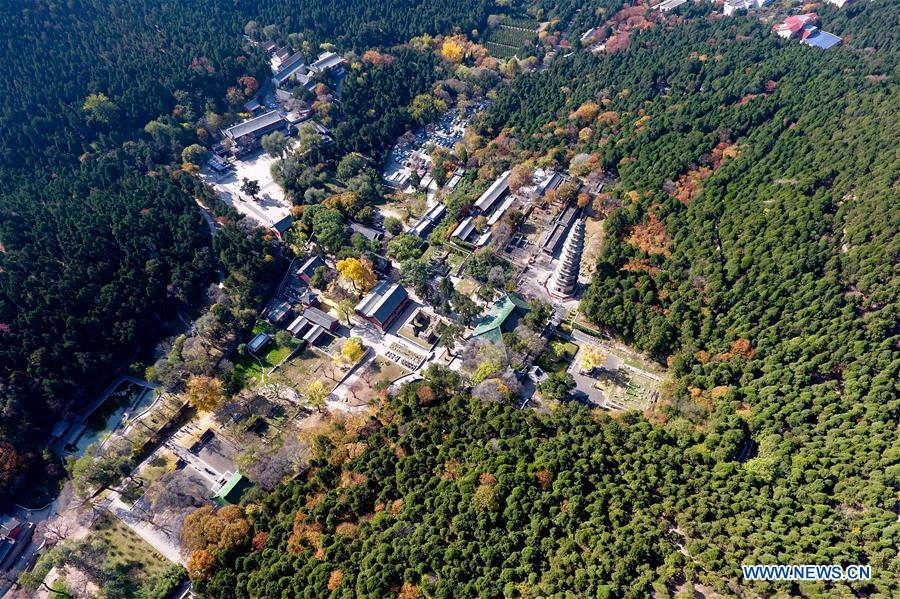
[470, 293, 531, 343]
[213, 471, 252, 506]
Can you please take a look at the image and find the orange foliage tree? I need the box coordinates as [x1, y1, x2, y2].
[0, 442, 24, 496]
[569, 101, 600, 122]
[362, 49, 396, 66]
[187, 549, 216, 581]
[182, 504, 251, 579]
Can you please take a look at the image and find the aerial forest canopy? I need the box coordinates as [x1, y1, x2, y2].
[0, 0, 896, 595]
[0, 0, 490, 502]
[194, 8, 898, 599]
[0, 0, 491, 171]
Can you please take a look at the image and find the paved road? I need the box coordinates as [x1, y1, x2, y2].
[1, 377, 157, 594]
[0, 480, 80, 596]
[96, 432, 228, 567]
[567, 344, 610, 407]
[323, 311, 439, 407]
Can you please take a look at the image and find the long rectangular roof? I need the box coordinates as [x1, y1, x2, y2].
[356, 281, 408, 324]
[803, 31, 841, 48]
[537, 171, 564, 196]
[310, 51, 344, 72]
[350, 222, 382, 241]
[248, 332, 271, 353]
[409, 203, 446, 237]
[275, 51, 304, 73]
[286, 314, 309, 335]
[658, 0, 688, 10]
[474, 170, 510, 211]
[486, 195, 516, 226]
[542, 206, 580, 255]
[450, 216, 475, 241]
[273, 51, 306, 84]
[223, 110, 285, 140]
[303, 306, 337, 330]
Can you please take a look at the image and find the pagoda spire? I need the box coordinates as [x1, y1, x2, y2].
[548, 219, 585, 297]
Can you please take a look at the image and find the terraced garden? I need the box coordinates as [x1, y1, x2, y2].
[485, 16, 538, 58]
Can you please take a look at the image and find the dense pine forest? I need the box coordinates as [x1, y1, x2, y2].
[192, 6, 897, 598]
[0, 0, 490, 170]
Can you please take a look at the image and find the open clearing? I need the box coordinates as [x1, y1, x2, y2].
[200, 147, 293, 226]
[93, 512, 174, 585]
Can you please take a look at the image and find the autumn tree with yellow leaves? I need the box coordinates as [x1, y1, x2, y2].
[579, 345, 607, 373]
[440, 38, 465, 62]
[569, 100, 599, 123]
[336, 257, 376, 293]
[184, 374, 225, 412]
[304, 380, 329, 412]
[341, 337, 365, 363]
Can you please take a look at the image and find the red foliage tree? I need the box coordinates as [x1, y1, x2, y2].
[238, 76, 259, 97]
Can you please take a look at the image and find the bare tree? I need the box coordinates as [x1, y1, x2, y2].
[239, 434, 306, 490]
[472, 368, 522, 404]
[144, 470, 208, 537]
[37, 515, 72, 545]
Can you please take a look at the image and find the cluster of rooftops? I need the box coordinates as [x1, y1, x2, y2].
[247, 256, 412, 356]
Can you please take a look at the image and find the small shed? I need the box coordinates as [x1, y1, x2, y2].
[248, 332, 272, 355]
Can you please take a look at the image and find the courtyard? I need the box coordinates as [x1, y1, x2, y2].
[200, 146, 294, 226]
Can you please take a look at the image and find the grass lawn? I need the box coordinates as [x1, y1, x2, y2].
[454, 277, 481, 297]
[447, 250, 467, 267]
[232, 334, 301, 389]
[420, 245, 441, 262]
[572, 309, 606, 338]
[94, 513, 174, 585]
[252, 320, 274, 336]
[606, 345, 666, 376]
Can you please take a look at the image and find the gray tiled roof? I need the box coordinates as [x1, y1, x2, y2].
[224, 110, 285, 141]
[356, 281, 408, 325]
[303, 306, 337, 330]
[474, 170, 510, 211]
[298, 255, 325, 279]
